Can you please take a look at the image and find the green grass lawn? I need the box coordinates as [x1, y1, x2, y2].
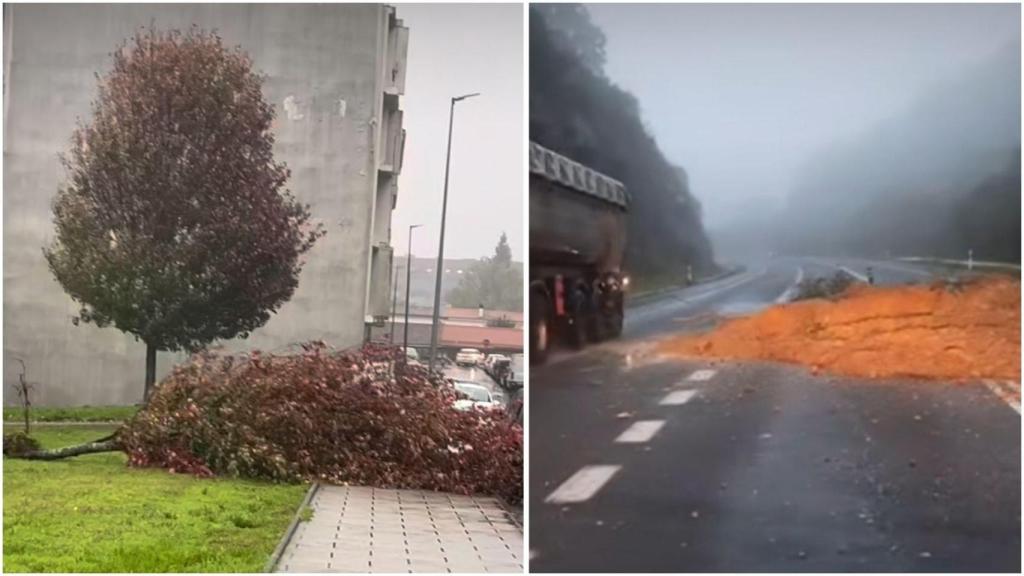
[3, 405, 139, 423]
[3, 425, 308, 572]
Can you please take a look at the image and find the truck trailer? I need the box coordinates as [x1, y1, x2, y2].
[529, 142, 630, 363]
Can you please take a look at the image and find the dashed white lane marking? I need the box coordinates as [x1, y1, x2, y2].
[615, 420, 666, 443]
[775, 266, 804, 303]
[984, 380, 1021, 415]
[687, 369, 717, 382]
[660, 389, 698, 406]
[545, 465, 622, 504]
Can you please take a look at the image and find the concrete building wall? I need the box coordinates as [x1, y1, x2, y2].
[3, 4, 406, 406]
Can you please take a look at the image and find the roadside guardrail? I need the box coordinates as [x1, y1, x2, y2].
[897, 256, 1020, 273]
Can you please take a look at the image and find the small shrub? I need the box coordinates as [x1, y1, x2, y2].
[3, 432, 41, 457]
[793, 271, 859, 301]
[120, 343, 523, 504]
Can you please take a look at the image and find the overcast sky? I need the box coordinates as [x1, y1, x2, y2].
[393, 3, 523, 260]
[588, 3, 1021, 229]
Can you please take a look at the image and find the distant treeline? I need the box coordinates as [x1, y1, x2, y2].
[529, 5, 715, 278]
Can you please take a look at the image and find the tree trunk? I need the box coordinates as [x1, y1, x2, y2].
[144, 343, 156, 402]
[15, 438, 121, 460]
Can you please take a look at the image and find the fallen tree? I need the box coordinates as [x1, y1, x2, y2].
[5, 436, 119, 460]
[4, 343, 524, 504]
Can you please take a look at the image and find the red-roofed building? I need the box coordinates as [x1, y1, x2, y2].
[446, 307, 524, 325]
[367, 318, 523, 355]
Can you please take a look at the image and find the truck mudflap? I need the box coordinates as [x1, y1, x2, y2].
[529, 281, 551, 364]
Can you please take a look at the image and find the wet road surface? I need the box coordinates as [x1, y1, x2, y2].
[529, 257, 1020, 572]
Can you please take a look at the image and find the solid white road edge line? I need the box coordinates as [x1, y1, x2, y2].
[615, 420, 666, 443]
[837, 265, 869, 282]
[775, 266, 804, 303]
[544, 465, 622, 504]
[660, 389, 698, 406]
[684, 269, 764, 304]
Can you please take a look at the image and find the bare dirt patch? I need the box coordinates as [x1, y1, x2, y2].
[656, 277, 1020, 383]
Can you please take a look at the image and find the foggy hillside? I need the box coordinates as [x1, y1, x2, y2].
[529, 5, 715, 278]
[777, 45, 1021, 262]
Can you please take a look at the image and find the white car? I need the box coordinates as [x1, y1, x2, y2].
[507, 354, 524, 390]
[455, 348, 485, 366]
[404, 347, 422, 366]
[483, 353, 510, 372]
[452, 382, 501, 411]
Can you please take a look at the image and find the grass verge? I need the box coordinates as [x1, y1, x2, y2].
[3, 425, 308, 572]
[3, 405, 139, 423]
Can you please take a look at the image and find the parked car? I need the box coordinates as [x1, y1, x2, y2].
[404, 347, 422, 365]
[483, 353, 511, 376]
[484, 353, 509, 367]
[506, 354, 524, 390]
[451, 382, 501, 411]
[455, 348, 485, 366]
[488, 359, 512, 383]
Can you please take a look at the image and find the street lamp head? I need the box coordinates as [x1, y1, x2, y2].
[410, 224, 423, 230]
[453, 92, 481, 102]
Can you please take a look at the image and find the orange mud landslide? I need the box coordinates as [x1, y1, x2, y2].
[657, 277, 1020, 384]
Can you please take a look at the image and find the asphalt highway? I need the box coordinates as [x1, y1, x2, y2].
[529, 256, 1020, 572]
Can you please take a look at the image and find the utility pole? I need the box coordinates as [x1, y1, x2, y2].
[403, 224, 422, 354]
[428, 92, 480, 372]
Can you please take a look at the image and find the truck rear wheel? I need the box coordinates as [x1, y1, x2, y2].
[530, 292, 550, 365]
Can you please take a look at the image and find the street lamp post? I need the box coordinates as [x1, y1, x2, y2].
[428, 92, 480, 373]
[403, 224, 423, 354]
[389, 261, 400, 343]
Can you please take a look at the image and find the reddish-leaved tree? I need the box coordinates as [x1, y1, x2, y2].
[44, 27, 324, 400]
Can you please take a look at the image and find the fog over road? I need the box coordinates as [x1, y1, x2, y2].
[529, 259, 1020, 572]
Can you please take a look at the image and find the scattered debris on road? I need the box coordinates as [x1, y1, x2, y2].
[792, 270, 859, 301]
[657, 276, 1020, 384]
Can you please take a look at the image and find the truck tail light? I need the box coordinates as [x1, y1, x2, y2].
[554, 275, 565, 317]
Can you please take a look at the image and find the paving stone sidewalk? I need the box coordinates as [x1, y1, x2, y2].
[274, 485, 523, 573]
